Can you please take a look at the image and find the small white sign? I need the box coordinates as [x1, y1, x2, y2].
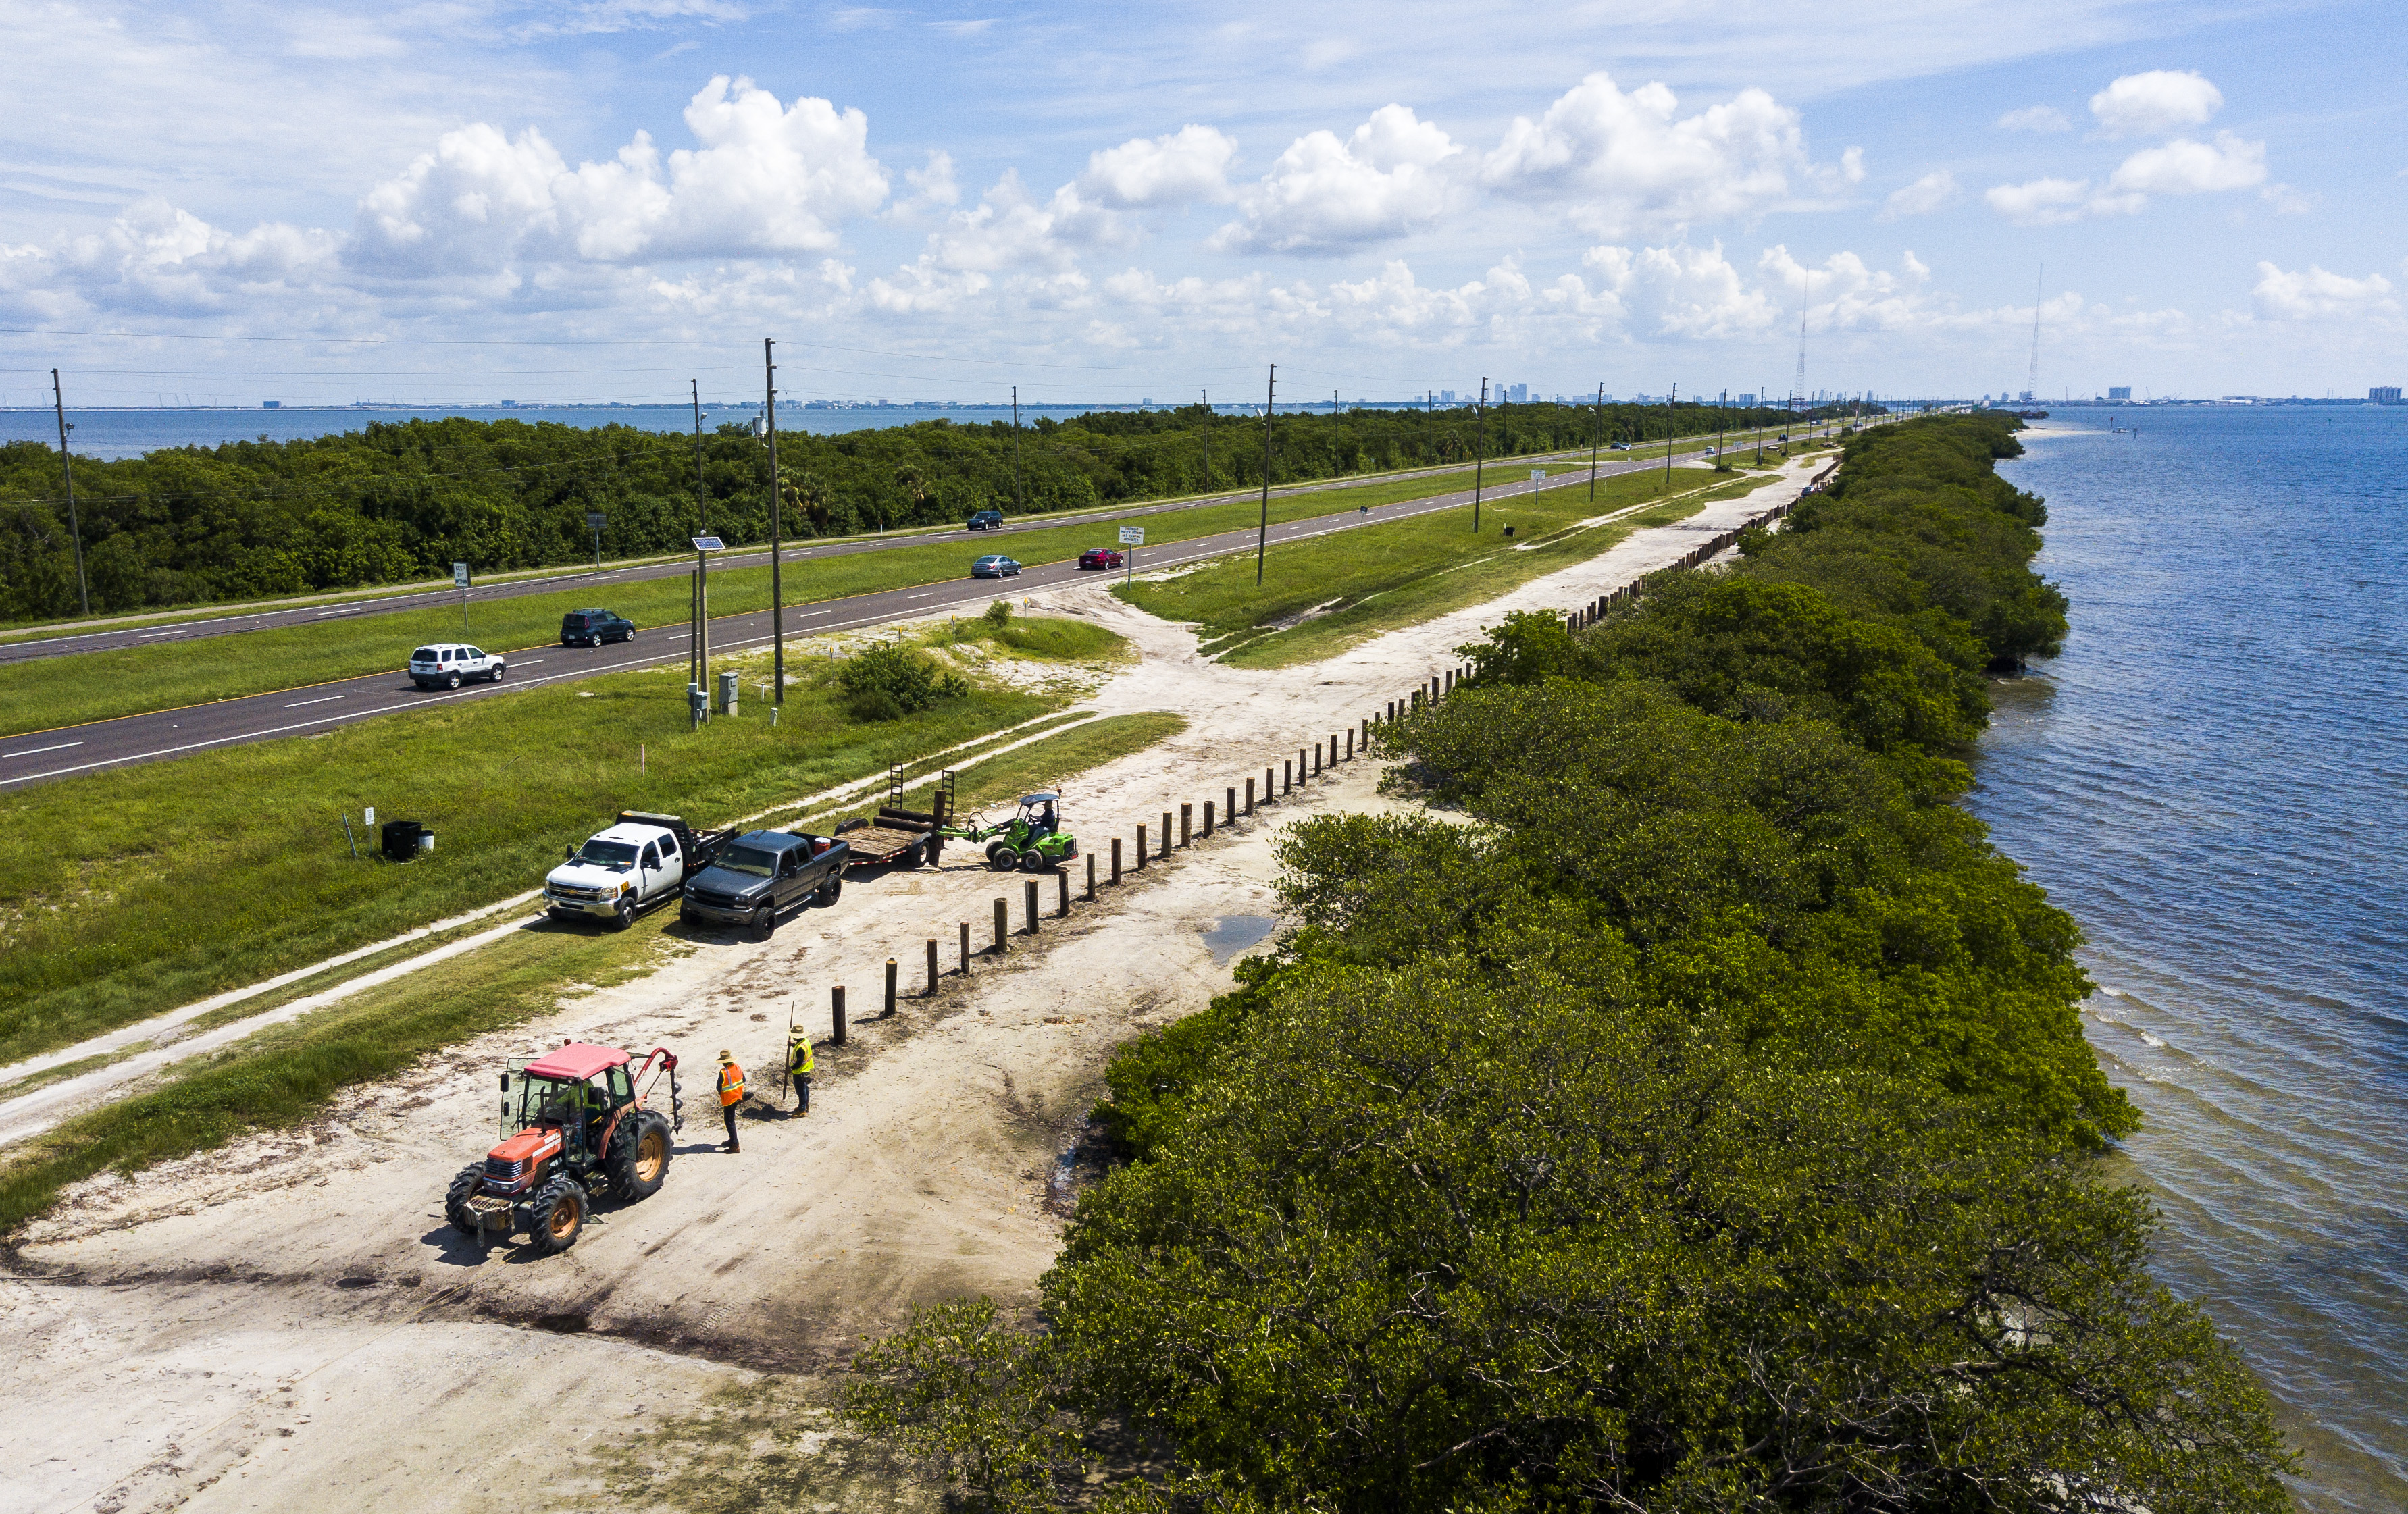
[1530, 469, 1546, 482]
[452, 562, 469, 587]
[1118, 525, 1145, 546]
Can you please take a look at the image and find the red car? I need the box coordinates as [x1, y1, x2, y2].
[1077, 547, 1125, 570]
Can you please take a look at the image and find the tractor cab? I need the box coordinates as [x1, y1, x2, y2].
[1015, 792, 1061, 839]
[446, 1041, 682, 1255]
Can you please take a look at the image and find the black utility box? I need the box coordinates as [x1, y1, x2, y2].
[381, 820, 425, 862]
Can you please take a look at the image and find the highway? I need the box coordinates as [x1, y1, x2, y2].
[0, 448, 1669, 668]
[0, 450, 1726, 790]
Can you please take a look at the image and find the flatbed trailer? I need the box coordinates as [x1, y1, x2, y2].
[831, 768, 954, 869]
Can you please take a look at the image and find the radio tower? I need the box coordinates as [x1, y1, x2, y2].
[2026, 264, 2043, 400]
[1793, 267, 1809, 413]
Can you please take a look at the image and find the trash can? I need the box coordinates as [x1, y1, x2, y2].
[381, 820, 424, 862]
[718, 671, 739, 717]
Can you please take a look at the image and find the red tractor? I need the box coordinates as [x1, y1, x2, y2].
[445, 1042, 682, 1254]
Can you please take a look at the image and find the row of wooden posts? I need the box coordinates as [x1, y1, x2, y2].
[1560, 498, 1796, 633]
[805, 664, 1480, 1047]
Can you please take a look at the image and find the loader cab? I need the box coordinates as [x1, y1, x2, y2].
[1016, 792, 1060, 838]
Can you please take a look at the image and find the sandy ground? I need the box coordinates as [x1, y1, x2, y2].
[0, 460, 1813, 1514]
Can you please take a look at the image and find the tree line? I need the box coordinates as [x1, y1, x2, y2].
[840, 413, 2292, 1513]
[0, 399, 1843, 622]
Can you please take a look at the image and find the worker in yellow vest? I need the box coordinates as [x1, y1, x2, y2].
[715, 1049, 746, 1153]
[787, 1030, 814, 1116]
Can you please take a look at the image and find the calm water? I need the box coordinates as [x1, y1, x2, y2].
[1980, 405, 2407, 1511]
[0, 402, 1204, 461]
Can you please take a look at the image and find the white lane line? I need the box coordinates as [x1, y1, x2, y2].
[312, 607, 364, 619]
[1, 739, 82, 758]
[907, 592, 936, 599]
[136, 629, 188, 639]
[799, 609, 833, 617]
[519, 659, 543, 666]
[283, 694, 345, 708]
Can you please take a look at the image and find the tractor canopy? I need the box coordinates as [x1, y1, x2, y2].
[524, 1042, 632, 1080]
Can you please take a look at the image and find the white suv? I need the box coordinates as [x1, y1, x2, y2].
[409, 644, 505, 689]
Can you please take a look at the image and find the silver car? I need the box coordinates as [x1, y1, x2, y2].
[971, 554, 1022, 579]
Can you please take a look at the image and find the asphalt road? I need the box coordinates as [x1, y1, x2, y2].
[0, 447, 1668, 668]
[0, 452, 1718, 790]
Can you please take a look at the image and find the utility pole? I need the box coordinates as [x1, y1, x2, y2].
[1010, 385, 1023, 515]
[691, 380, 710, 704]
[1200, 388, 1210, 491]
[1717, 389, 1727, 466]
[765, 338, 784, 706]
[1256, 364, 1275, 585]
[1472, 377, 1486, 533]
[1664, 383, 1676, 486]
[49, 369, 88, 615]
[1589, 382, 1603, 501]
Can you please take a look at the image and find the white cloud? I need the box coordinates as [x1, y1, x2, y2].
[0, 197, 340, 321]
[898, 150, 961, 212]
[2090, 70, 2223, 138]
[1996, 105, 2070, 132]
[1077, 125, 1239, 208]
[2259, 182, 2316, 215]
[1881, 169, 1957, 219]
[2251, 262, 2396, 321]
[350, 76, 888, 274]
[1212, 105, 1465, 255]
[1481, 72, 1812, 237]
[2105, 132, 2266, 196]
[1587, 241, 1777, 338]
[1984, 176, 2108, 226]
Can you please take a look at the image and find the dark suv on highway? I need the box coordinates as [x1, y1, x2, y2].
[561, 608, 635, 647]
[965, 509, 1004, 531]
[680, 829, 850, 936]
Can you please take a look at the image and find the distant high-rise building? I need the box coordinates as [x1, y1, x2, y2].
[1506, 383, 1528, 402]
[1439, 389, 1455, 402]
[1737, 393, 1754, 405]
[2018, 390, 2035, 402]
[2107, 386, 2132, 401]
[2373, 386, 2402, 404]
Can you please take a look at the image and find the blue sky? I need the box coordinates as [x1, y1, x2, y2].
[1, 0, 2398, 406]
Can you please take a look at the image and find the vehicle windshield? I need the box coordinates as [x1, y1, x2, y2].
[719, 844, 779, 877]
[575, 839, 639, 870]
[512, 1074, 586, 1130]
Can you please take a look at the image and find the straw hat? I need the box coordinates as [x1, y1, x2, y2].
[715, 1048, 736, 1064]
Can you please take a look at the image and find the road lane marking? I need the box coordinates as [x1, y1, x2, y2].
[136, 629, 189, 639]
[283, 694, 346, 708]
[0, 739, 82, 758]
[907, 592, 936, 599]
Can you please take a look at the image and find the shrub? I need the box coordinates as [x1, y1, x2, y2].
[984, 598, 1013, 629]
[836, 643, 967, 721]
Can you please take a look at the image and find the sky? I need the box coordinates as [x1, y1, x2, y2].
[0, 0, 2399, 407]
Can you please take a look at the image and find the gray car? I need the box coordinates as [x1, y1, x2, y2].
[972, 554, 1022, 579]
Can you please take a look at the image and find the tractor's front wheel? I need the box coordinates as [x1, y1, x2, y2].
[445, 1164, 485, 1236]
[987, 845, 1018, 872]
[609, 1111, 671, 1203]
[530, 1176, 586, 1255]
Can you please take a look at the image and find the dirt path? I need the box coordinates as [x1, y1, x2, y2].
[0, 460, 1814, 1514]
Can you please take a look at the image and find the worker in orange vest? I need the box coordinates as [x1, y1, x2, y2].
[715, 1049, 746, 1153]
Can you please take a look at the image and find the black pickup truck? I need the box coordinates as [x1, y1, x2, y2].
[679, 829, 852, 936]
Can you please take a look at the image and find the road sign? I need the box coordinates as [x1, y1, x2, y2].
[1530, 469, 1546, 482]
[692, 536, 725, 552]
[1119, 525, 1144, 545]
[452, 562, 469, 587]
[586, 511, 606, 529]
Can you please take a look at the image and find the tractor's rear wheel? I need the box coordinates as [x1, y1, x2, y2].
[610, 1112, 671, 1202]
[987, 845, 1017, 872]
[445, 1164, 485, 1235]
[530, 1176, 586, 1254]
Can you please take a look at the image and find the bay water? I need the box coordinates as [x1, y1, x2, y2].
[1983, 405, 2406, 1511]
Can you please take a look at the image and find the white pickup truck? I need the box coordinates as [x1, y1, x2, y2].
[544, 812, 732, 930]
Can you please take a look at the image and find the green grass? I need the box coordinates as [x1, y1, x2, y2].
[1118, 467, 1740, 668]
[927, 612, 1133, 664]
[0, 468, 1514, 737]
[0, 706, 1195, 1234]
[0, 654, 1064, 1068]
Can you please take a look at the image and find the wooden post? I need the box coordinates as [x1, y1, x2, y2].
[1025, 879, 1039, 935]
[831, 985, 847, 1045]
[994, 897, 1008, 953]
[1344, 728, 1353, 760]
[1266, 765, 1276, 800]
[1160, 812, 1172, 858]
[1136, 825, 1148, 868]
[1204, 800, 1215, 837]
[1282, 760, 1291, 794]
[1245, 777, 1256, 814]
[1226, 785, 1237, 823]
[1086, 851, 1097, 900]
[959, 921, 971, 974]
[1110, 837, 1121, 884]
[884, 958, 898, 1018]
[1056, 867, 1069, 916]
[925, 938, 938, 995]
[1298, 748, 1308, 783]
[1179, 803, 1192, 847]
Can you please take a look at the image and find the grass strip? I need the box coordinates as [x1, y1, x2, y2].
[0, 652, 1066, 1068]
[0, 708, 1193, 1232]
[1118, 467, 1740, 669]
[0, 467, 1507, 736]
